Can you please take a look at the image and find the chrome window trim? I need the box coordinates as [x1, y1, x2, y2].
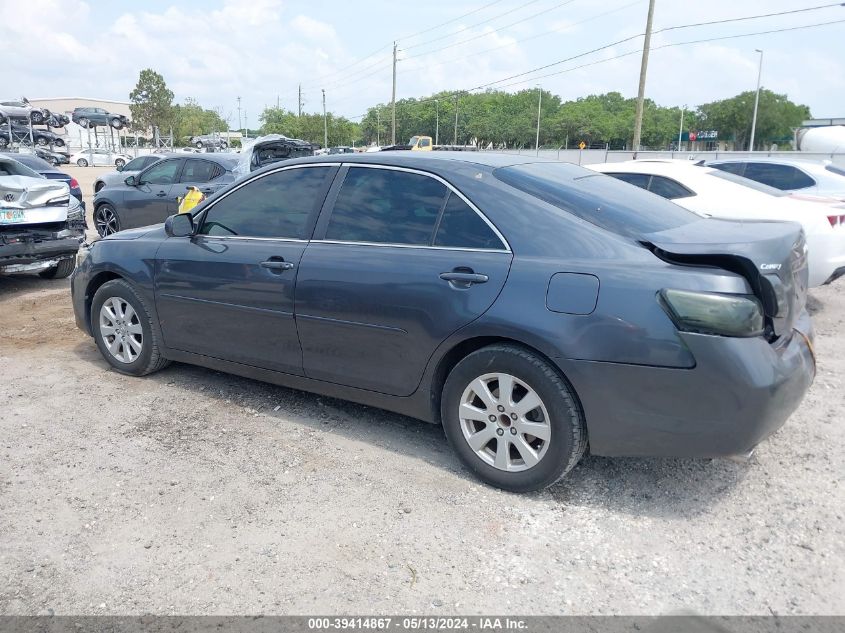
[314, 240, 510, 254]
[193, 235, 309, 244]
[318, 162, 512, 253]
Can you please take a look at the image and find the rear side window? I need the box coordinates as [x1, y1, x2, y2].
[326, 167, 447, 245]
[434, 193, 504, 250]
[180, 159, 222, 183]
[710, 162, 745, 176]
[198, 166, 332, 239]
[609, 172, 650, 189]
[495, 163, 699, 239]
[648, 175, 694, 200]
[744, 163, 815, 190]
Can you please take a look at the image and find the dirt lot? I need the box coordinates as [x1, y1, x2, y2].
[0, 222, 843, 614]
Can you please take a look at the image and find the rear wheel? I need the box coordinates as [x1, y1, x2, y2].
[77, 117, 89, 128]
[76, 158, 89, 167]
[95, 204, 120, 236]
[35, 136, 48, 146]
[195, 141, 204, 149]
[114, 158, 125, 169]
[109, 118, 124, 130]
[39, 257, 75, 279]
[91, 280, 170, 376]
[441, 344, 587, 492]
[0, 136, 7, 148]
[30, 110, 44, 124]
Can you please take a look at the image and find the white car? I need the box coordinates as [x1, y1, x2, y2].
[707, 158, 845, 202]
[588, 160, 845, 287]
[69, 149, 133, 169]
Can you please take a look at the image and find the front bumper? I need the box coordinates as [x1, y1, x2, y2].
[565, 310, 816, 458]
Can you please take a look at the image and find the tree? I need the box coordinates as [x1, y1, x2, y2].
[259, 107, 361, 147]
[173, 97, 229, 143]
[129, 69, 175, 133]
[695, 89, 810, 150]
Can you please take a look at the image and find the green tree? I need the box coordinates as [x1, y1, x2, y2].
[259, 108, 361, 147]
[129, 69, 175, 133]
[173, 98, 229, 143]
[695, 89, 810, 150]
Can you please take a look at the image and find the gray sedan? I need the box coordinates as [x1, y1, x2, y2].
[91, 153, 238, 236]
[71, 153, 815, 491]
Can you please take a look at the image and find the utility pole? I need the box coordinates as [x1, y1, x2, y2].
[322, 88, 328, 148]
[391, 41, 397, 145]
[435, 99, 439, 145]
[749, 49, 764, 151]
[631, 0, 655, 153]
[454, 94, 459, 145]
[376, 109, 380, 146]
[237, 96, 242, 136]
[677, 104, 685, 150]
[535, 86, 542, 157]
[298, 84, 303, 117]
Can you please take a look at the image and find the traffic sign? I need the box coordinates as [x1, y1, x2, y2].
[578, 141, 586, 150]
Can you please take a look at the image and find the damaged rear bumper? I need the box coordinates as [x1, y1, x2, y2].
[0, 232, 83, 272]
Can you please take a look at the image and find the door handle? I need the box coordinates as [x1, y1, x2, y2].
[156, 191, 167, 197]
[440, 270, 489, 286]
[260, 258, 295, 272]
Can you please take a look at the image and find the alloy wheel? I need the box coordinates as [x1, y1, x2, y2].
[95, 206, 119, 236]
[99, 297, 143, 364]
[458, 372, 551, 472]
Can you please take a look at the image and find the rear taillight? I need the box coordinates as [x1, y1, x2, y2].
[69, 178, 79, 189]
[659, 289, 765, 338]
[827, 215, 845, 227]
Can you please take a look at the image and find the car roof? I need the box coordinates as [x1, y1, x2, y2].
[3, 153, 58, 172]
[150, 152, 240, 167]
[706, 157, 829, 171]
[281, 150, 569, 171]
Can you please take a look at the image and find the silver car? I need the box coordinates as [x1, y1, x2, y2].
[0, 98, 50, 124]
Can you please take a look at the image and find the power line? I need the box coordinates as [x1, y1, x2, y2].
[403, 0, 578, 60]
[656, 2, 845, 33]
[403, 0, 544, 50]
[396, 0, 508, 43]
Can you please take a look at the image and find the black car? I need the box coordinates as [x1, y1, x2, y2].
[0, 124, 66, 148]
[72, 107, 130, 130]
[8, 153, 84, 208]
[92, 153, 238, 236]
[34, 146, 70, 166]
[71, 153, 815, 491]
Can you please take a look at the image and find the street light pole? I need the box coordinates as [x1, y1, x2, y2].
[322, 89, 328, 149]
[454, 94, 459, 145]
[677, 104, 685, 150]
[435, 99, 439, 146]
[749, 49, 763, 152]
[376, 110, 380, 146]
[535, 85, 542, 157]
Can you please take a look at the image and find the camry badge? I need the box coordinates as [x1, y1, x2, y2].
[760, 263, 782, 271]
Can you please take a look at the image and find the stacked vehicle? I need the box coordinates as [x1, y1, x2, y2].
[0, 97, 69, 153]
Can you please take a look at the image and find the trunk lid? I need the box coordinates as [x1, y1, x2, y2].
[643, 217, 808, 340]
[0, 175, 69, 224]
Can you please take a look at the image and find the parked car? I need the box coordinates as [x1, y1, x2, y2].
[92, 153, 238, 236]
[6, 153, 84, 208]
[94, 154, 164, 193]
[190, 134, 229, 149]
[71, 153, 815, 491]
[589, 160, 845, 287]
[1, 155, 84, 278]
[71, 107, 130, 130]
[0, 123, 66, 148]
[707, 158, 845, 201]
[0, 98, 50, 124]
[234, 134, 315, 176]
[33, 147, 70, 166]
[70, 149, 133, 168]
[45, 113, 71, 128]
[328, 146, 355, 155]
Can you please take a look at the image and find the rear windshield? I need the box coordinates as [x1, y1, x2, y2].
[493, 163, 699, 239]
[0, 158, 41, 178]
[705, 168, 788, 197]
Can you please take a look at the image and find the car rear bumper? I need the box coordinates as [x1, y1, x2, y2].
[0, 234, 82, 271]
[565, 310, 816, 458]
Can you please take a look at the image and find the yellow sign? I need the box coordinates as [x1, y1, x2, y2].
[578, 141, 586, 150]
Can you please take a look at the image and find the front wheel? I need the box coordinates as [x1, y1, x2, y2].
[109, 118, 124, 130]
[195, 141, 204, 149]
[91, 280, 170, 376]
[76, 158, 89, 167]
[441, 344, 587, 492]
[77, 117, 89, 128]
[39, 257, 75, 279]
[35, 136, 48, 146]
[30, 110, 44, 124]
[94, 204, 120, 236]
[114, 158, 125, 169]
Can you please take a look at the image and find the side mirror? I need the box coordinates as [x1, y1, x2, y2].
[164, 213, 194, 238]
[124, 175, 137, 186]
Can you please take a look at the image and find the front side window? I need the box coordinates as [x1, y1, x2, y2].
[198, 166, 332, 239]
[420, 138, 431, 148]
[744, 163, 815, 190]
[140, 159, 181, 185]
[325, 167, 447, 245]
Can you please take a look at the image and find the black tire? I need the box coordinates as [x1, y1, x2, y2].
[109, 118, 123, 130]
[115, 158, 125, 169]
[53, 138, 65, 147]
[35, 136, 48, 146]
[76, 158, 88, 167]
[91, 279, 170, 376]
[94, 204, 120, 236]
[195, 141, 204, 149]
[77, 117, 89, 128]
[30, 110, 44, 124]
[38, 257, 75, 279]
[0, 136, 7, 148]
[441, 344, 587, 492]
[220, 141, 228, 149]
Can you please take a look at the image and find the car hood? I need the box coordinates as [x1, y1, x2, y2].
[99, 170, 134, 187]
[0, 176, 69, 224]
[103, 224, 164, 241]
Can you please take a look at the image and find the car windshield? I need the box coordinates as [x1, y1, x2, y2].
[124, 157, 150, 170]
[494, 162, 699, 239]
[704, 168, 789, 196]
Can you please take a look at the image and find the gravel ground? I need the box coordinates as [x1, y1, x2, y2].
[0, 165, 842, 615]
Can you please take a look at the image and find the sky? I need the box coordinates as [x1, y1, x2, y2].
[3, 0, 844, 127]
